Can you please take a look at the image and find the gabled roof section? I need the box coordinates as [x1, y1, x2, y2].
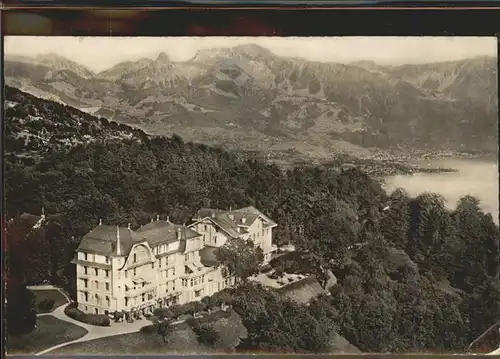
[136, 220, 201, 247]
[78, 225, 143, 256]
[191, 206, 277, 238]
[234, 206, 277, 227]
[193, 208, 225, 220]
[19, 213, 42, 228]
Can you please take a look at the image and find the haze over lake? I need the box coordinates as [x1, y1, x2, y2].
[384, 158, 499, 224]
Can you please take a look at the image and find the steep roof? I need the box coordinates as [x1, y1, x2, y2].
[78, 225, 143, 256]
[19, 213, 42, 228]
[234, 206, 277, 227]
[136, 220, 201, 247]
[192, 206, 276, 238]
[193, 208, 225, 220]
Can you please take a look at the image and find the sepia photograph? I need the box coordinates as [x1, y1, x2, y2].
[3, 36, 500, 355]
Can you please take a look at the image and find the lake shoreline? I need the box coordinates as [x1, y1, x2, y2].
[383, 157, 499, 224]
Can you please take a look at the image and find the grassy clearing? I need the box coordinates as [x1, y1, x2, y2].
[50, 311, 246, 355]
[6, 315, 88, 355]
[50, 322, 210, 354]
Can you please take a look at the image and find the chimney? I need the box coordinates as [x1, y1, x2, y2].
[176, 228, 182, 240]
[166, 216, 170, 222]
[241, 217, 246, 224]
[211, 213, 216, 218]
[99, 219, 103, 226]
[228, 214, 234, 221]
[116, 226, 121, 256]
[41, 206, 46, 220]
[156, 215, 160, 221]
[150, 218, 153, 223]
[128, 223, 131, 230]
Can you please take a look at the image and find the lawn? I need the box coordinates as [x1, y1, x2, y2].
[49, 322, 210, 354]
[6, 315, 88, 355]
[31, 288, 69, 313]
[49, 311, 247, 355]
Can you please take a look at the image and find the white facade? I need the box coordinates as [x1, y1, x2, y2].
[72, 206, 277, 314]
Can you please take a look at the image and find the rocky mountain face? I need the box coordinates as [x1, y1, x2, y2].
[5, 45, 498, 159]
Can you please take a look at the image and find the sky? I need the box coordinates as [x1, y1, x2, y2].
[4, 36, 497, 72]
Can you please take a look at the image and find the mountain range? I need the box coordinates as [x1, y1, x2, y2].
[5, 44, 498, 160]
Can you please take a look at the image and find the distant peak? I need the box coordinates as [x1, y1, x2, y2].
[233, 44, 273, 58]
[156, 52, 170, 63]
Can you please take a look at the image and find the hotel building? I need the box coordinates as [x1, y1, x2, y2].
[71, 206, 277, 314]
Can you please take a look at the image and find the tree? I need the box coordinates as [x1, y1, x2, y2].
[157, 320, 173, 343]
[6, 284, 37, 335]
[300, 200, 360, 272]
[194, 323, 219, 346]
[215, 238, 264, 282]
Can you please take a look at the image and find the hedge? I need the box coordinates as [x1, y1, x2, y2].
[64, 304, 111, 326]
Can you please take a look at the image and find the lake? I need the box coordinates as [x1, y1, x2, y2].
[384, 158, 499, 224]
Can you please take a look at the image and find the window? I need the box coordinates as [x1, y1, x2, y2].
[204, 225, 207, 231]
[133, 253, 137, 263]
[182, 279, 187, 287]
[84, 292, 89, 302]
[105, 296, 110, 306]
[105, 270, 109, 278]
[83, 279, 88, 288]
[84, 253, 88, 261]
[214, 237, 217, 245]
[125, 270, 128, 278]
[184, 254, 188, 262]
[141, 294, 145, 303]
[172, 268, 175, 276]
[94, 280, 99, 290]
[125, 297, 129, 306]
[84, 266, 88, 275]
[190, 279, 194, 287]
[133, 268, 137, 276]
[151, 262, 155, 269]
[94, 268, 99, 276]
[106, 283, 110, 291]
[95, 308, 99, 314]
[202, 275, 205, 283]
[105, 256, 110, 264]
[195, 290, 202, 297]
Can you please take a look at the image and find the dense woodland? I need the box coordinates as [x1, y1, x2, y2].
[5, 88, 500, 353]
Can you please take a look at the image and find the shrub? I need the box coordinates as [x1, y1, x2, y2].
[195, 324, 219, 346]
[64, 304, 111, 326]
[38, 298, 56, 312]
[140, 324, 158, 334]
[169, 304, 185, 319]
[114, 310, 125, 322]
[154, 307, 173, 319]
[260, 264, 273, 273]
[85, 314, 111, 326]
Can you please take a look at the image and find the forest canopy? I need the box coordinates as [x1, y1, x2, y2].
[4, 87, 500, 353]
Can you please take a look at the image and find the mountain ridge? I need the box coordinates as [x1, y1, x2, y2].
[5, 45, 498, 160]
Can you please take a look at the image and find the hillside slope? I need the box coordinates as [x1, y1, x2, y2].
[4, 86, 147, 161]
